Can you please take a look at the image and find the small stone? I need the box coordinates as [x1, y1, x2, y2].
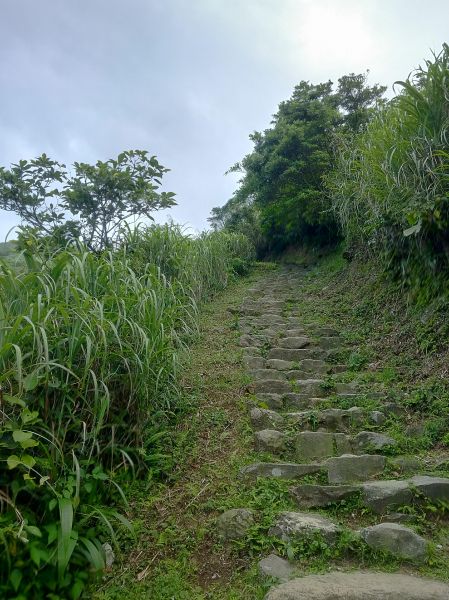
[242, 346, 262, 356]
[370, 410, 386, 426]
[353, 431, 397, 453]
[405, 423, 425, 438]
[250, 408, 285, 431]
[217, 508, 255, 540]
[102, 542, 115, 569]
[327, 454, 386, 484]
[295, 431, 334, 460]
[290, 484, 360, 508]
[360, 522, 428, 563]
[278, 337, 310, 349]
[239, 462, 324, 480]
[362, 479, 413, 514]
[255, 429, 286, 454]
[269, 511, 339, 544]
[258, 554, 296, 582]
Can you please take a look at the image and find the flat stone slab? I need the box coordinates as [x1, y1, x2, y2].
[327, 454, 386, 484]
[353, 431, 397, 453]
[269, 511, 339, 544]
[243, 356, 266, 370]
[290, 483, 361, 508]
[362, 479, 413, 514]
[278, 337, 310, 349]
[295, 378, 326, 398]
[239, 462, 324, 480]
[264, 571, 449, 599]
[295, 431, 335, 460]
[256, 393, 283, 410]
[255, 429, 286, 453]
[258, 554, 296, 582]
[250, 407, 285, 430]
[251, 369, 287, 381]
[360, 522, 428, 563]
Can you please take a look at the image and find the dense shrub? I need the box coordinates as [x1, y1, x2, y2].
[328, 44, 449, 299]
[0, 226, 253, 598]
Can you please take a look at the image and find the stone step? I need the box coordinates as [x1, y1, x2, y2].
[264, 571, 449, 599]
[253, 427, 397, 460]
[250, 406, 378, 432]
[268, 348, 328, 361]
[239, 461, 324, 480]
[290, 475, 449, 513]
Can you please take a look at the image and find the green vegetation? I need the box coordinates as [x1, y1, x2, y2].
[0, 224, 253, 598]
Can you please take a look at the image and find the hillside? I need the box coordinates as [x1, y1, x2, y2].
[95, 252, 449, 599]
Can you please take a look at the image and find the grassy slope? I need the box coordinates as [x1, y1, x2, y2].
[95, 252, 449, 599]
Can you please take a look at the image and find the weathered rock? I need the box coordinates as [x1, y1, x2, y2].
[360, 522, 428, 563]
[347, 406, 364, 423]
[269, 511, 339, 544]
[264, 571, 449, 600]
[239, 334, 266, 347]
[295, 378, 326, 398]
[299, 358, 328, 374]
[290, 484, 360, 508]
[370, 410, 387, 426]
[283, 393, 312, 410]
[278, 337, 310, 349]
[409, 475, 449, 503]
[256, 393, 284, 410]
[251, 369, 287, 381]
[266, 359, 295, 371]
[253, 380, 291, 395]
[405, 423, 425, 438]
[316, 336, 341, 350]
[217, 508, 254, 540]
[334, 433, 353, 454]
[258, 554, 296, 582]
[327, 454, 386, 484]
[320, 408, 353, 431]
[102, 542, 115, 569]
[390, 456, 421, 474]
[250, 407, 285, 431]
[362, 479, 413, 514]
[295, 431, 334, 460]
[255, 429, 286, 453]
[243, 356, 266, 370]
[242, 346, 262, 356]
[268, 348, 315, 361]
[335, 382, 359, 395]
[239, 462, 324, 480]
[353, 431, 397, 453]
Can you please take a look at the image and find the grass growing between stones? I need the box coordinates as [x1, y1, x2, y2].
[95, 252, 449, 599]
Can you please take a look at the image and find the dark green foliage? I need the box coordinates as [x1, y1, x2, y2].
[0, 150, 176, 251]
[0, 226, 253, 598]
[212, 75, 385, 253]
[329, 44, 449, 300]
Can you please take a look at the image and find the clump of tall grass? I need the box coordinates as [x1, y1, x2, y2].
[328, 44, 449, 299]
[0, 225, 253, 597]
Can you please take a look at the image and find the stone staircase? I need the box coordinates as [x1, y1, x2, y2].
[217, 267, 449, 599]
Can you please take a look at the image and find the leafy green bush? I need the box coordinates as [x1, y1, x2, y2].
[329, 44, 449, 299]
[0, 225, 253, 598]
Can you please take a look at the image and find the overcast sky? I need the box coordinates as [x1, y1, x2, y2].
[0, 0, 448, 239]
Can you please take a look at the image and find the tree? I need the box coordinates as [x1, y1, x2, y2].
[0, 150, 176, 251]
[211, 73, 387, 252]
